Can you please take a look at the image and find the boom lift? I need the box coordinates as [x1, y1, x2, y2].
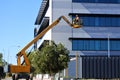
[8, 16, 82, 80]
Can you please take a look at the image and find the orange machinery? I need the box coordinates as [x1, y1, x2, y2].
[8, 16, 82, 80]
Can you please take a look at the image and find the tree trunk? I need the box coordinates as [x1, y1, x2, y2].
[50, 73, 55, 80]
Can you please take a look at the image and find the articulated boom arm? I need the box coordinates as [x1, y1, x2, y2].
[9, 16, 81, 73]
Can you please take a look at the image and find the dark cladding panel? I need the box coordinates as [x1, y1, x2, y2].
[81, 56, 120, 79]
[82, 57, 85, 78]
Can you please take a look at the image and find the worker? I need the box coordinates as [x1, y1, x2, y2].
[73, 15, 82, 25]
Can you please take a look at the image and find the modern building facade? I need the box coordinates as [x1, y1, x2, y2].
[35, 0, 120, 79]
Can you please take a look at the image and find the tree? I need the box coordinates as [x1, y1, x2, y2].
[28, 41, 70, 76]
[0, 53, 6, 79]
[28, 50, 41, 75]
[0, 53, 3, 66]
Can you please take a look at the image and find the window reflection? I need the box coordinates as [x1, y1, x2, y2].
[72, 39, 120, 51]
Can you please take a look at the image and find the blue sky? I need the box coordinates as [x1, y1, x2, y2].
[0, 0, 42, 64]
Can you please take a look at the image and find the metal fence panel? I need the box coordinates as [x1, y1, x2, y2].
[81, 56, 120, 79]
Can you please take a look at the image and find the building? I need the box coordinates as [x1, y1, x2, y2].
[34, 0, 120, 79]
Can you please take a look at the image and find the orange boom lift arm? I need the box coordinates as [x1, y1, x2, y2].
[9, 16, 82, 73]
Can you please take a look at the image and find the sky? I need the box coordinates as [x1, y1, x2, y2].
[0, 0, 42, 64]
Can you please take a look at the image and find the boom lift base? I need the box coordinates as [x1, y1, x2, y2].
[8, 65, 30, 73]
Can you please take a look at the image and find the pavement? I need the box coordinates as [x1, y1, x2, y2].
[1, 77, 26, 80]
[1, 77, 12, 80]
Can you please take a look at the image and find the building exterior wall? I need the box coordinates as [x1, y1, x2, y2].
[37, 0, 120, 79]
[51, 0, 73, 50]
[49, 0, 120, 78]
[51, 0, 120, 54]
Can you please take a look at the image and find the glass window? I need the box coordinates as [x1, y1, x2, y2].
[106, 17, 111, 27]
[101, 40, 107, 50]
[89, 17, 95, 26]
[106, 0, 110, 3]
[89, 40, 95, 50]
[84, 40, 90, 50]
[72, 39, 120, 51]
[115, 17, 119, 27]
[72, 40, 78, 50]
[78, 15, 120, 27]
[91, 0, 95, 3]
[110, 40, 116, 50]
[111, 40, 120, 50]
[72, 0, 120, 3]
[95, 17, 99, 27]
[118, 18, 120, 27]
[99, 0, 105, 3]
[95, 40, 100, 50]
[78, 40, 84, 50]
[110, 0, 116, 3]
[111, 17, 117, 27]
[82, 17, 89, 26]
[99, 17, 106, 27]
[116, 40, 120, 50]
[83, 0, 88, 3]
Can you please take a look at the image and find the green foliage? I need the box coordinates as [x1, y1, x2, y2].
[28, 50, 41, 74]
[56, 43, 70, 72]
[0, 53, 3, 66]
[28, 41, 70, 75]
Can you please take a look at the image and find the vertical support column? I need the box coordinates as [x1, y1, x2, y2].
[65, 68, 68, 78]
[76, 52, 78, 79]
[108, 34, 110, 58]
